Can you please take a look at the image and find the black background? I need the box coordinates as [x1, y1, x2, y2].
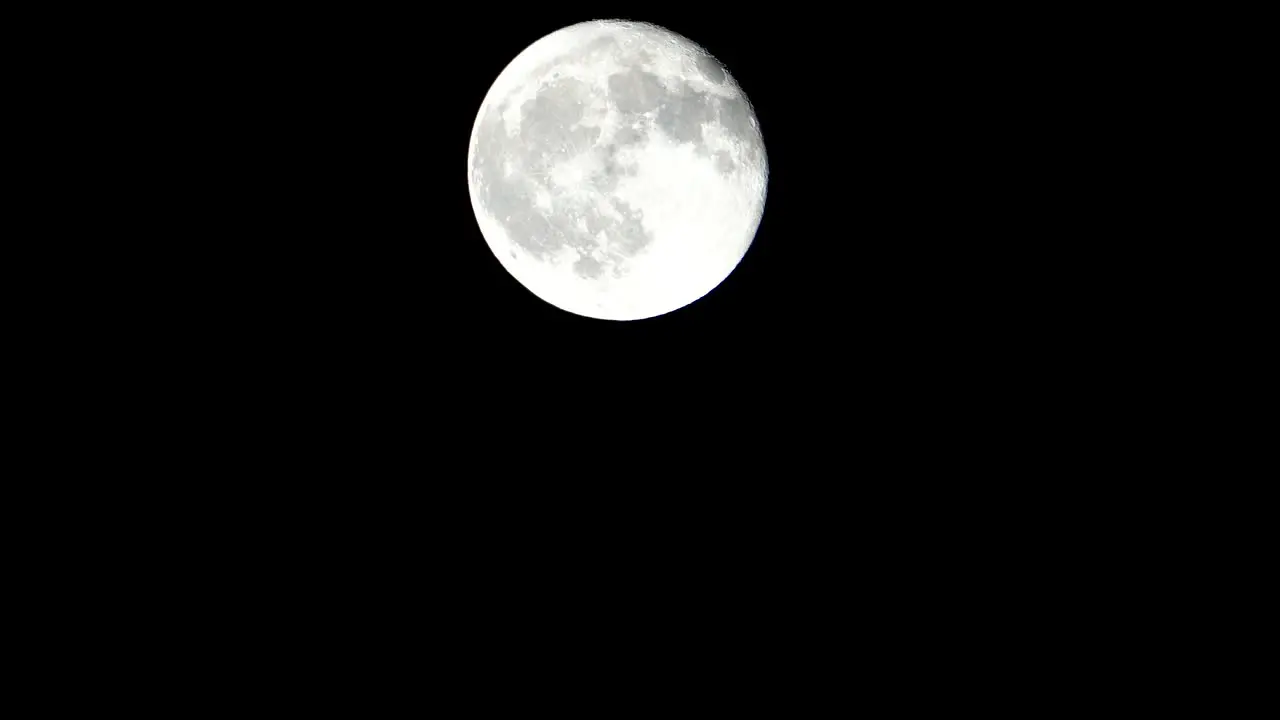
[25, 6, 1139, 677]
[69, 5, 1084, 477]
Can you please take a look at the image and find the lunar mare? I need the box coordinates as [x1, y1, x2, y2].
[467, 20, 768, 320]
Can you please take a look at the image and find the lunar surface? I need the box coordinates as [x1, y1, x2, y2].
[467, 20, 768, 320]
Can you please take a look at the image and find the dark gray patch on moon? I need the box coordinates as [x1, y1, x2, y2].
[604, 69, 718, 150]
[519, 77, 600, 170]
[696, 54, 725, 84]
[573, 255, 603, 279]
[607, 69, 670, 114]
[655, 80, 716, 145]
[713, 94, 765, 167]
[591, 143, 638, 193]
[610, 201, 648, 257]
[714, 150, 735, 174]
[714, 94, 756, 141]
[472, 77, 657, 270]
[584, 35, 621, 57]
[612, 124, 648, 148]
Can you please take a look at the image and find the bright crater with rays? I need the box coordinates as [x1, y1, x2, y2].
[467, 20, 768, 320]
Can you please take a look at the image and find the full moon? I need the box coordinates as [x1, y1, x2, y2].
[467, 20, 768, 321]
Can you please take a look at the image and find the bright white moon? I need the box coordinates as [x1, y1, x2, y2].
[467, 20, 768, 320]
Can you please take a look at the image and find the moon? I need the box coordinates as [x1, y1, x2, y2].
[467, 20, 768, 321]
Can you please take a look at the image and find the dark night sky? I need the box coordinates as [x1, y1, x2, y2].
[28, 8, 1126, 650]
[40, 5, 1105, 591]
[89, 4, 1073, 471]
